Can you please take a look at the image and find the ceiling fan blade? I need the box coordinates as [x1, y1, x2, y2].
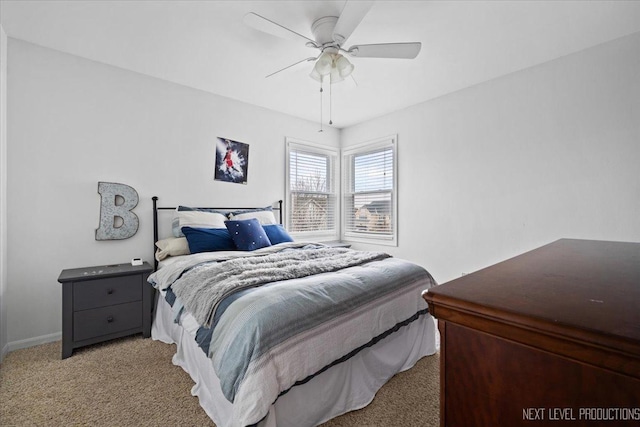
[244, 12, 316, 45]
[266, 57, 317, 78]
[347, 42, 422, 59]
[332, 0, 374, 45]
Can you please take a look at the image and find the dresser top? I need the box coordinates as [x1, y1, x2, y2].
[58, 262, 153, 282]
[426, 239, 640, 344]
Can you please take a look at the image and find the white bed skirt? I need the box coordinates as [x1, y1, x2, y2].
[152, 295, 437, 427]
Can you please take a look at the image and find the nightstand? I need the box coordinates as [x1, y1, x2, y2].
[57, 262, 154, 359]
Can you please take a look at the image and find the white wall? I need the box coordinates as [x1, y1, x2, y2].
[5, 31, 640, 348]
[0, 25, 8, 361]
[5, 39, 339, 348]
[342, 31, 640, 284]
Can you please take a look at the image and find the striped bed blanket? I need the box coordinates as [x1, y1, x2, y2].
[149, 242, 437, 427]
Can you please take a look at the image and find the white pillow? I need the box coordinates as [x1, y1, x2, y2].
[172, 210, 228, 237]
[229, 210, 277, 225]
[155, 237, 190, 261]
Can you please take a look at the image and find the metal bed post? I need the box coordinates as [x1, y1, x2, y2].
[152, 196, 159, 271]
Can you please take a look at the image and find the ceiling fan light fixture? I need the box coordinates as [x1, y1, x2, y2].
[335, 54, 354, 78]
[330, 67, 345, 84]
[314, 51, 333, 76]
[309, 67, 323, 82]
[310, 52, 353, 83]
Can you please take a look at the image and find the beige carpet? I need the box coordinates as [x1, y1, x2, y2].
[0, 335, 439, 426]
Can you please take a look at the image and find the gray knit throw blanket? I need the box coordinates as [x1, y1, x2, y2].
[171, 247, 390, 328]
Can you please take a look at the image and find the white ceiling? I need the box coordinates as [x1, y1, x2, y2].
[2, 0, 640, 128]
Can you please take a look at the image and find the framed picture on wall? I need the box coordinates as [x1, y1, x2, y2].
[214, 137, 249, 184]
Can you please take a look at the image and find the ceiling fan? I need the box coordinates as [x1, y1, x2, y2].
[243, 1, 421, 84]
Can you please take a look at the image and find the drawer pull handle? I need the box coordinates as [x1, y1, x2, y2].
[107, 289, 114, 295]
[107, 316, 114, 323]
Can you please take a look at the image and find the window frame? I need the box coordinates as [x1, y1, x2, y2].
[285, 137, 340, 241]
[341, 135, 398, 246]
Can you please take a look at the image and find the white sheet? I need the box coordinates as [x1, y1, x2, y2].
[152, 294, 437, 426]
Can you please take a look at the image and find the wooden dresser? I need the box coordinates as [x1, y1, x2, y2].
[423, 239, 640, 426]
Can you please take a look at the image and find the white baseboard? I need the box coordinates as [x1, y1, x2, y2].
[5, 332, 61, 355]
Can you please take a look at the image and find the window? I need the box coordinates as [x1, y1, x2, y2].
[342, 135, 397, 245]
[286, 138, 339, 240]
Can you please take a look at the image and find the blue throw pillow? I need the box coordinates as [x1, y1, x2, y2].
[181, 226, 236, 253]
[225, 218, 272, 251]
[262, 224, 294, 245]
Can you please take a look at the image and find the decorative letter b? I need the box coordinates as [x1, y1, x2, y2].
[95, 182, 139, 240]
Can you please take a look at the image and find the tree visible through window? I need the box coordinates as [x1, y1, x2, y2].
[286, 140, 338, 239]
[343, 136, 397, 244]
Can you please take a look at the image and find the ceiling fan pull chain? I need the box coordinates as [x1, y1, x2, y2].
[329, 82, 333, 126]
[318, 83, 324, 132]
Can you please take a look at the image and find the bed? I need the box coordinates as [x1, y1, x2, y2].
[149, 197, 438, 427]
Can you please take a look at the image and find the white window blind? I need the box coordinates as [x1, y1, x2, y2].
[286, 139, 338, 239]
[343, 136, 397, 245]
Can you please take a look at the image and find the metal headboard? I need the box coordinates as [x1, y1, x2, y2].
[151, 196, 283, 270]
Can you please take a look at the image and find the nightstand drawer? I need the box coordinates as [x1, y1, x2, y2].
[73, 275, 142, 311]
[73, 301, 142, 341]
